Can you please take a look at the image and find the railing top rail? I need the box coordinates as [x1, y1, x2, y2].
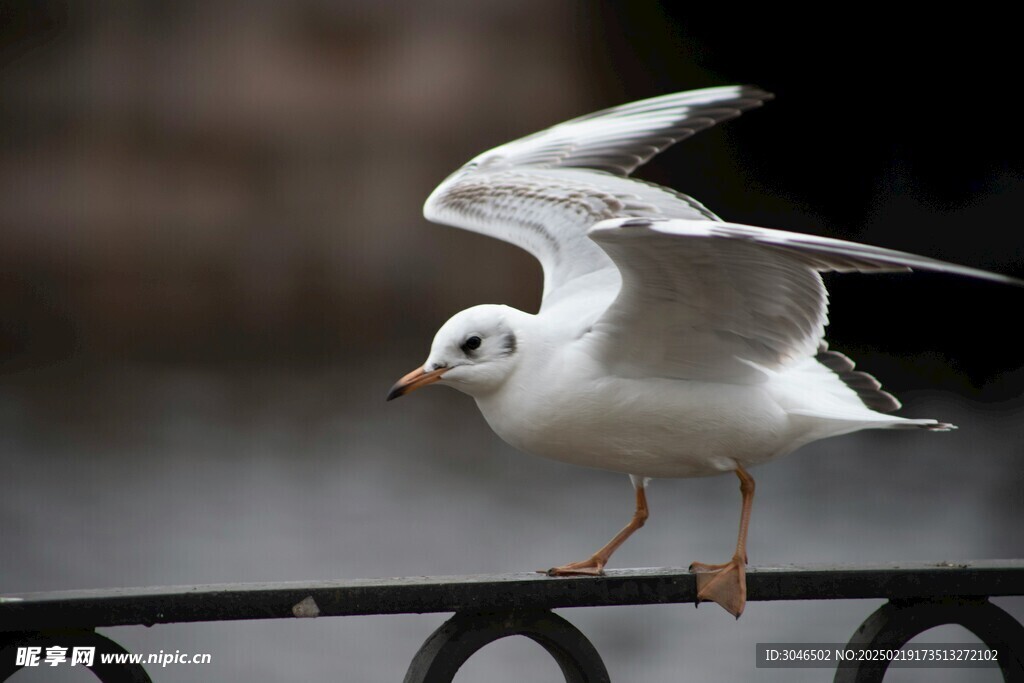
[3, 560, 1022, 631]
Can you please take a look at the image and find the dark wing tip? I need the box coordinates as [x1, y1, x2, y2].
[816, 343, 902, 413]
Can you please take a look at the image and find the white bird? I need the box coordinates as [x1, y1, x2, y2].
[386, 85, 1021, 617]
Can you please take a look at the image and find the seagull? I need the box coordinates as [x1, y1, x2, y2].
[386, 85, 1021, 618]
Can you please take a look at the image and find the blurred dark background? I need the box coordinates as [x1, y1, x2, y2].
[2, 2, 1021, 681]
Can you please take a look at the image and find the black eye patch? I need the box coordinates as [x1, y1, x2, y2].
[461, 336, 482, 353]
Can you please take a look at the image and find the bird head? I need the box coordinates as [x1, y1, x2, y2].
[386, 304, 521, 401]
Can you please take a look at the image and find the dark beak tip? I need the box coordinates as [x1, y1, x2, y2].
[386, 366, 443, 402]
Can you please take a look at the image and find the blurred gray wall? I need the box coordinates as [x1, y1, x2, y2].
[0, 0, 601, 369]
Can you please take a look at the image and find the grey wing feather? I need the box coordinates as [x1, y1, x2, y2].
[587, 217, 1022, 384]
[424, 86, 774, 307]
[816, 342, 901, 413]
[484, 85, 772, 176]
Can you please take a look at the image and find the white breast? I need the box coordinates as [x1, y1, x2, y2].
[474, 347, 801, 479]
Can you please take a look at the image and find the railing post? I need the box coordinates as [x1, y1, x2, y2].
[3, 562, 1023, 681]
[834, 597, 1024, 683]
[404, 610, 611, 683]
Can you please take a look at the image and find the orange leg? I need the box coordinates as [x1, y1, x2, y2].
[545, 482, 649, 576]
[689, 466, 755, 618]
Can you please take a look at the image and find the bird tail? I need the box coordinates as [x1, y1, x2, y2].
[777, 346, 958, 433]
[882, 419, 957, 431]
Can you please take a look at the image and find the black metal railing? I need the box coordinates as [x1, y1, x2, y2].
[2, 560, 1023, 682]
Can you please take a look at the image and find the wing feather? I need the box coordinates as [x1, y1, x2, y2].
[587, 218, 1022, 383]
[423, 86, 774, 307]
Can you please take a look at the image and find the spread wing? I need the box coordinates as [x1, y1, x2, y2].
[587, 217, 1023, 383]
[424, 86, 773, 308]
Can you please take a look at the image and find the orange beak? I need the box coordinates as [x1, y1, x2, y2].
[386, 366, 448, 401]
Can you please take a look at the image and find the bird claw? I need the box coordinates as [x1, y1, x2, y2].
[690, 556, 747, 618]
[541, 557, 606, 576]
